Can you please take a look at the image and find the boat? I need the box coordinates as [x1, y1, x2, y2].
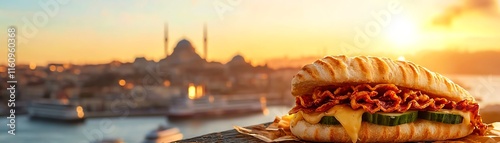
[143, 124, 183, 143]
[28, 100, 85, 122]
[167, 95, 265, 118]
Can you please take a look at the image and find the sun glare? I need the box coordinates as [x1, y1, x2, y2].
[397, 56, 406, 61]
[386, 18, 419, 47]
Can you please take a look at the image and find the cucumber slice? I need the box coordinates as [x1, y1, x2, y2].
[319, 116, 341, 125]
[363, 111, 418, 126]
[418, 111, 463, 124]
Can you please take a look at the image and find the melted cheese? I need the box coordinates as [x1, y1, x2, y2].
[301, 111, 324, 124]
[329, 105, 365, 143]
[292, 105, 364, 143]
[291, 111, 302, 126]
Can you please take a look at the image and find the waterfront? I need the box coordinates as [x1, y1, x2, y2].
[0, 106, 290, 143]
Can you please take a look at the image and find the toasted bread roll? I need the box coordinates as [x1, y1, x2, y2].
[291, 55, 473, 102]
[290, 120, 473, 142]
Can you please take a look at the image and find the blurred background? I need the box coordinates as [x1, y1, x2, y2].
[1, 0, 500, 142]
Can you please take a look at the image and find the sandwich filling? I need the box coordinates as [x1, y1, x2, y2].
[289, 84, 487, 135]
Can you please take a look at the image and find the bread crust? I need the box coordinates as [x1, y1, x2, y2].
[291, 55, 473, 102]
[290, 120, 473, 142]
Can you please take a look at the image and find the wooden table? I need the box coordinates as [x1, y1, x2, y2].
[175, 122, 305, 143]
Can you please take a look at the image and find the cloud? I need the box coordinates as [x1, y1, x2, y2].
[433, 0, 498, 27]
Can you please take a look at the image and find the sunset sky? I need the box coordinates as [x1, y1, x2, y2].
[1, 0, 500, 66]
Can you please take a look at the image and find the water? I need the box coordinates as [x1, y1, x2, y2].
[0, 106, 291, 143]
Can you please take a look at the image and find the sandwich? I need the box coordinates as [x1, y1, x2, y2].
[288, 55, 487, 142]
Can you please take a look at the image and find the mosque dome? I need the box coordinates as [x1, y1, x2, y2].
[162, 39, 203, 66]
[173, 39, 195, 53]
[227, 54, 254, 69]
[227, 55, 246, 65]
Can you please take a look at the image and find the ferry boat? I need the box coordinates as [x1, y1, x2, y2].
[28, 100, 85, 122]
[143, 124, 183, 143]
[167, 95, 265, 118]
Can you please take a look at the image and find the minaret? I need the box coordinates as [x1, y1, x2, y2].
[164, 23, 169, 57]
[203, 23, 208, 60]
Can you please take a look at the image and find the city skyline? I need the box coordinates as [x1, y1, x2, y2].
[1, 0, 500, 65]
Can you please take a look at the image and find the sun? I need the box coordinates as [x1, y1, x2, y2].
[397, 56, 406, 61]
[386, 18, 420, 47]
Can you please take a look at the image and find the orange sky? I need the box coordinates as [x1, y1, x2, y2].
[1, 0, 500, 66]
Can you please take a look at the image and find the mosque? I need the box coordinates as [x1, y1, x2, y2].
[152, 24, 271, 95]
